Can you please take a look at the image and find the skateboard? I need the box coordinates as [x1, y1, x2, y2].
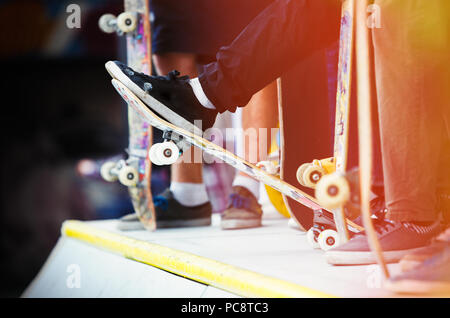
[98, 0, 155, 231]
[278, 0, 356, 249]
[302, 0, 356, 246]
[110, 78, 364, 241]
[354, 0, 389, 277]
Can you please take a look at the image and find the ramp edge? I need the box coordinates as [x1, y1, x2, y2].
[61, 220, 335, 298]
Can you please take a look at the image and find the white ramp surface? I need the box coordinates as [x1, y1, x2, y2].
[24, 214, 403, 298]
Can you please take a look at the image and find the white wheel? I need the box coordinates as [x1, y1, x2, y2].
[318, 229, 340, 251]
[157, 141, 180, 165]
[306, 228, 320, 249]
[296, 163, 310, 186]
[149, 143, 164, 166]
[98, 14, 116, 33]
[256, 161, 278, 175]
[118, 165, 138, 187]
[303, 165, 327, 189]
[117, 12, 137, 33]
[315, 173, 350, 209]
[100, 161, 118, 182]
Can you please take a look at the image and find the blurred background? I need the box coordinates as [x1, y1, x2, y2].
[0, 0, 174, 297]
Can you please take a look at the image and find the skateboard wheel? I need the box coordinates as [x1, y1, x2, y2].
[158, 141, 180, 165]
[149, 142, 179, 165]
[256, 161, 278, 175]
[315, 173, 350, 209]
[98, 14, 117, 33]
[306, 228, 320, 249]
[100, 161, 118, 182]
[303, 165, 326, 189]
[117, 12, 137, 33]
[296, 163, 310, 186]
[318, 229, 340, 251]
[118, 165, 138, 187]
[149, 143, 164, 166]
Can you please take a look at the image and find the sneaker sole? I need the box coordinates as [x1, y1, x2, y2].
[156, 218, 211, 229]
[325, 247, 429, 265]
[117, 221, 145, 231]
[221, 219, 262, 230]
[105, 61, 203, 136]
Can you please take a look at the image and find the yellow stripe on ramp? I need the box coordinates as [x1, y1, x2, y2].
[62, 220, 334, 298]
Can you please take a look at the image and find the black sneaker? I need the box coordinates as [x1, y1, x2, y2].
[384, 245, 450, 295]
[105, 60, 218, 134]
[325, 215, 443, 265]
[221, 186, 263, 230]
[153, 188, 212, 228]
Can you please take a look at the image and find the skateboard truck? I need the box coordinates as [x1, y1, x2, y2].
[98, 12, 138, 35]
[148, 130, 191, 166]
[256, 161, 280, 175]
[296, 157, 336, 189]
[100, 158, 139, 187]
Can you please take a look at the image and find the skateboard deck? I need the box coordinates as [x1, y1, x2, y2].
[355, 0, 389, 277]
[328, 0, 355, 243]
[309, 0, 356, 246]
[110, 78, 363, 232]
[99, 0, 155, 230]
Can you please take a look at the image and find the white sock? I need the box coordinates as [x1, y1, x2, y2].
[170, 182, 209, 207]
[232, 175, 260, 200]
[189, 77, 216, 109]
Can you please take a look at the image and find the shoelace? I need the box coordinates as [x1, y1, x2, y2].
[360, 208, 439, 236]
[372, 217, 397, 235]
[353, 209, 396, 236]
[166, 70, 189, 82]
[370, 195, 387, 215]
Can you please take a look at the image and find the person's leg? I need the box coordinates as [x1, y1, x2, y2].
[199, 0, 341, 113]
[221, 81, 279, 229]
[373, 0, 449, 223]
[151, 53, 211, 227]
[326, 0, 449, 265]
[153, 53, 204, 183]
[106, 0, 341, 136]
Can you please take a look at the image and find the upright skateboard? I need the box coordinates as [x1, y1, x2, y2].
[315, 0, 355, 245]
[354, 0, 389, 278]
[285, 0, 356, 249]
[109, 78, 364, 238]
[98, 0, 155, 231]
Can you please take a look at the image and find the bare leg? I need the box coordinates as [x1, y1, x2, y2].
[239, 81, 279, 179]
[152, 53, 203, 184]
[221, 81, 279, 230]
